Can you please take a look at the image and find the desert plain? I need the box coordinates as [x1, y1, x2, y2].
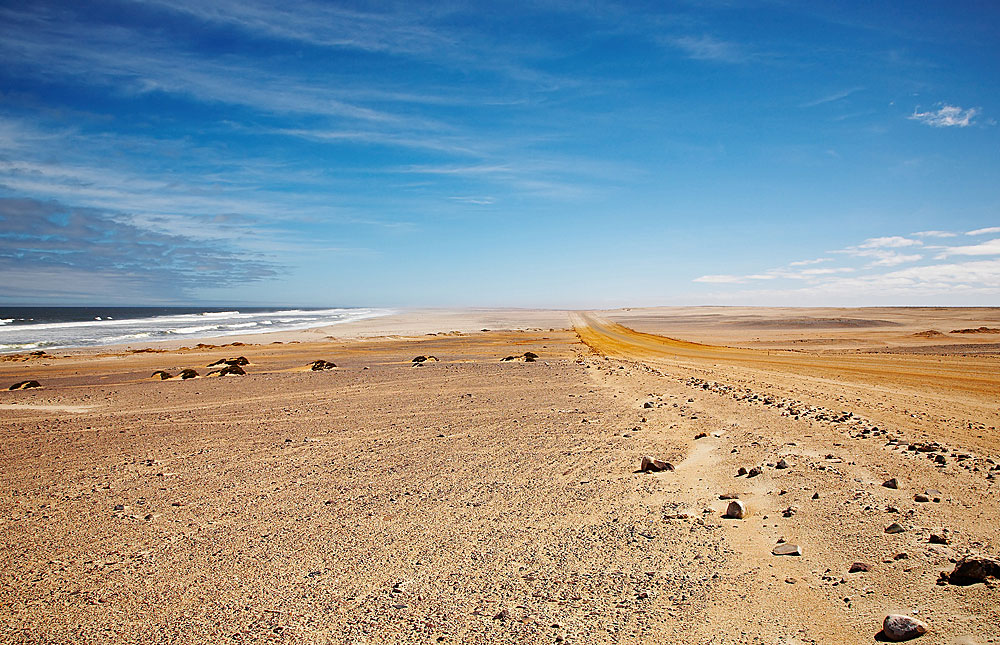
[1, 307, 999, 644]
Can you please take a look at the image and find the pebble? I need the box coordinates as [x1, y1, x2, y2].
[913, 493, 930, 503]
[882, 614, 928, 641]
[775, 458, 791, 469]
[772, 544, 802, 556]
[882, 478, 899, 489]
[724, 500, 746, 519]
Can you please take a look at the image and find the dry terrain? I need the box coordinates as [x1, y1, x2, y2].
[1, 308, 998, 644]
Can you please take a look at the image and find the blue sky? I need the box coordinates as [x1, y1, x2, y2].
[1, 1, 998, 307]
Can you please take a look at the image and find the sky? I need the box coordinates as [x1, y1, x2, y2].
[0, 0, 998, 307]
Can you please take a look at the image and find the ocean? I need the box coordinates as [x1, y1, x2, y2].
[0, 306, 392, 354]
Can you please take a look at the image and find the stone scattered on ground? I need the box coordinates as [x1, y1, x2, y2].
[411, 356, 438, 364]
[178, 369, 198, 380]
[848, 562, 870, 573]
[151, 370, 172, 380]
[8, 380, 41, 390]
[640, 455, 674, 472]
[885, 522, 906, 534]
[208, 356, 250, 367]
[882, 614, 928, 641]
[939, 554, 1000, 586]
[772, 544, 802, 556]
[501, 352, 539, 362]
[311, 360, 337, 371]
[775, 458, 791, 469]
[724, 500, 746, 519]
[883, 478, 899, 489]
[208, 364, 246, 377]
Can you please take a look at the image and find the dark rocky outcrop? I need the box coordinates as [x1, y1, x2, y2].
[179, 369, 199, 380]
[8, 380, 41, 390]
[939, 555, 1000, 585]
[311, 360, 337, 371]
[151, 370, 172, 380]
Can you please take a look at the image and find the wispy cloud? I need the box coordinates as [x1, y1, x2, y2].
[666, 35, 749, 63]
[909, 105, 980, 127]
[800, 87, 863, 108]
[935, 238, 1000, 258]
[967, 226, 1000, 236]
[0, 197, 280, 300]
[911, 230, 957, 238]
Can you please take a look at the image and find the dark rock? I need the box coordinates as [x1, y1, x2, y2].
[737, 467, 748, 476]
[640, 456, 674, 472]
[747, 466, 763, 478]
[914, 493, 930, 503]
[848, 562, 870, 573]
[311, 360, 337, 371]
[8, 380, 42, 390]
[724, 500, 746, 519]
[882, 614, 928, 641]
[940, 554, 1000, 585]
[179, 369, 198, 380]
[882, 478, 899, 489]
[523, 352, 538, 362]
[695, 432, 707, 439]
[217, 364, 245, 376]
[885, 522, 905, 534]
[151, 370, 172, 380]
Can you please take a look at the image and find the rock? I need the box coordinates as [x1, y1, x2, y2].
[643, 402, 654, 409]
[719, 493, 739, 500]
[775, 458, 791, 469]
[493, 609, 510, 620]
[940, 554, 1000, 585]
[913, 493, 930, 503]
[747, 466, 762, 478]
[178, 369, 198, 380]
[781, 506, 797, 518]
[772, 544, 802, 556]
[724, 500, 746, 519]
[811, 492, 820, 500]
[737, 467, 748, 476]
[885, 522, 906, 534]
[882, 614, 928, 641]
[882, 478, 899, 489]
[695, 432, 708, 439]
[523, 351, 538, 362]
[928, 532, 950, 545]
[311, 360, 337, 371]
[217, 364, 245, 376]
[412, 356, 429, 363]
[151, 370, 172, 380]
[848, 562, 870, 573]
[8, 380, 42, 390]
[640, 456, 674, 472]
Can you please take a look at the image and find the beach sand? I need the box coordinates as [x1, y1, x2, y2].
[1, 307, 998, 643]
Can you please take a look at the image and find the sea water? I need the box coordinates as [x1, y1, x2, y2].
[0, 306, 392, 353]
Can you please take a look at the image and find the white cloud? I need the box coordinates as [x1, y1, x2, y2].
[908, 105, 980, 128]
[788, 257, 830, 266]
[667, 35, 748, 63]
[967, 226, 1000, 236]
[935, 238, 1000, 257]
[693, 274, 746, 284]
[911, 230, 956, 238]
[857, 236, 922, 248]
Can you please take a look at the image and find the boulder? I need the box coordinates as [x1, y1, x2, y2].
[640, 456, 674, 472]
[772, 544, 802, 556]
[724, 500, 746, 519]
[8, 380, 42, 390]
[882, 614, 928, 641]
[940, 554, 1000, 585]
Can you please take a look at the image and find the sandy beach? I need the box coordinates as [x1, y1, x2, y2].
[2, 307, 999, 643]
